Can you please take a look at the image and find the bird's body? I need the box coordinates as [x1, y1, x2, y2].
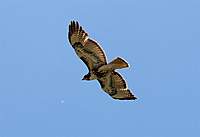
[68, 21, 137, 100]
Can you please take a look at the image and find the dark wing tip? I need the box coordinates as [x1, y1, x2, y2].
[127, 91, 137, 100]
[68, 20, 88, 45]
[129, 95, 137, 100]
[68, 20, 79, 44]
[113, 95, 137, 100]
[112, 89, 137, 100]
[68, 24, 72, 43]
[69, 21, 76, 33]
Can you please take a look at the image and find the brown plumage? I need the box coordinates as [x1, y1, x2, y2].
[68, 21, 137, 100]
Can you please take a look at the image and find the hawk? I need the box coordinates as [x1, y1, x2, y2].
[68, 21, 137, 100]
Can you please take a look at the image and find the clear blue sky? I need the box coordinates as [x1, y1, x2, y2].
[0, 0, 200, 137]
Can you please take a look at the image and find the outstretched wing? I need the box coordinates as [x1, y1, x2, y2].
[68, 21, 107, 71]
[98, 71, 137, 100]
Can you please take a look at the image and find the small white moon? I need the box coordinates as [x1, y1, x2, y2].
[60, 100, 65, 104]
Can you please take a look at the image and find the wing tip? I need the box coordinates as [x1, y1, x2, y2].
[112, 89, 137, 100]
[68, 20, 89, 45]
[113, 95, 137, 100]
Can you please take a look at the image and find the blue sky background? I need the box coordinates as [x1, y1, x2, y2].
[0, 0, 200, 137]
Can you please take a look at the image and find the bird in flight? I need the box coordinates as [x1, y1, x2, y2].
[68, 21, 137, 100]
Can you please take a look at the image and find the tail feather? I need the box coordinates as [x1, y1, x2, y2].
[108, 57, 129, 69]
[98, 57, 129, 72]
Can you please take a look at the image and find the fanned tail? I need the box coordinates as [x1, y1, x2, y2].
[108, 57, 129, 69]
[98, 57, 129, 72]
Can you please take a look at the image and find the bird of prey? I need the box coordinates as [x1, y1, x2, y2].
[68, 21, 137, 100]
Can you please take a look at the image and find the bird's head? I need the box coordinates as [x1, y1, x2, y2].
[82, 73, 91, 80]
